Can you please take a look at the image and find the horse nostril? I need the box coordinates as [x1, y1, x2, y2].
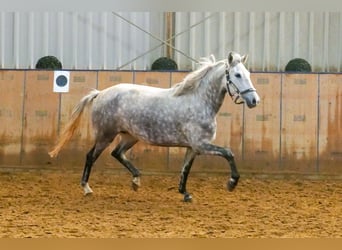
[253, 96, 260, 106]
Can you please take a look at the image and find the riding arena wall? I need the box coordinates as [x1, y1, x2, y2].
[0, 70, 341, 176]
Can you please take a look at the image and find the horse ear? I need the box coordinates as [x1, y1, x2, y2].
[209, 54, 216, 63]
[241, 54, 248, 64]
[228, 52, 234, 65]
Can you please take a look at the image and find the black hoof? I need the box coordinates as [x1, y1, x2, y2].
[227, 177, 239, 192]
[183, 193, 192, 202]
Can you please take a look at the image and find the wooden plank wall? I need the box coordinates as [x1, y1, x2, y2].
[318, 74, 342, 174]
[280, 74, 319, 173]
[0, 71, 25, 165]
[21, 71, 60, 166]
[0, 70, 341, 175]
[243, 73, 281, 173]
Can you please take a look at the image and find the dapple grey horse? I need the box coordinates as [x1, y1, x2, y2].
[49, 52, 260, 202]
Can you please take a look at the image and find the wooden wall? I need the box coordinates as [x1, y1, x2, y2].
[0, 70, 341, 175]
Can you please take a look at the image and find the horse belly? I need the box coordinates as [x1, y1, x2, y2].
[128, 113, 189, 146]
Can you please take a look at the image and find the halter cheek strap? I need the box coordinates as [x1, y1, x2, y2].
[225, 68, 244, 104]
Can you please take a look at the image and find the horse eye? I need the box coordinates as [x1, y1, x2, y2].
[235, 73, 241, 78]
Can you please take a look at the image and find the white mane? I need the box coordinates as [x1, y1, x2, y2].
[172, 55, 226, 96]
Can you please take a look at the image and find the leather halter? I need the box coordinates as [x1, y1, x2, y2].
[225, 66, 256, 105]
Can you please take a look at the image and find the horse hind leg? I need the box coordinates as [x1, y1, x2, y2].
[111, 133, 141, 191]
[81, 140, 111, 195]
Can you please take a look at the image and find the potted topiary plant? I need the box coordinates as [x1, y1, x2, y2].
[151, 57, 178, 71]
[35, 55, 62, 70]
[285, 58, 312, 72]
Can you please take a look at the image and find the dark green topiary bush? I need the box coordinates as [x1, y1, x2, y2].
[151, 57, 178, 71]
[285, 58, 312, 72]
[35, 55, 62, 69]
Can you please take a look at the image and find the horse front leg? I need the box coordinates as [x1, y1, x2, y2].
[112, 149, 141, 191]
[198, 143, 240, 192]
[111, 134, 140, 191]
[179, 148, 197, 202]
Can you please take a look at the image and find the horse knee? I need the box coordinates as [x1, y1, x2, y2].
[225, 148, 235, 159]
[111, 147, 126, 161]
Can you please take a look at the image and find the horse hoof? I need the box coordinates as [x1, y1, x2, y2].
[132, 177, 141, 191]
[132, 183, 139, 191]
[84, 191, 93, 196]
[227, 177, 239, 192]
[82, 182, 93, 195]
[183, 193, 192, 202]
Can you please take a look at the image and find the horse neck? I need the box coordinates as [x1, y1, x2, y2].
[196, 70, 226, 115]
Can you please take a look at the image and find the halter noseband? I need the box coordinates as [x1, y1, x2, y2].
[225, 65, 256, 105]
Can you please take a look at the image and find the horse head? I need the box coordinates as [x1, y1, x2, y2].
[225, 52, 260, 108]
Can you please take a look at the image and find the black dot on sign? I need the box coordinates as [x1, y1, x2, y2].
[56, 75, 68, 87]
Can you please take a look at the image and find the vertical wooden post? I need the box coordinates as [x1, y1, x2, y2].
[165, 12, 175, 59]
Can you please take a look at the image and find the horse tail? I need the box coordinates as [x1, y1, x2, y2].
[48, 89, 100, 158]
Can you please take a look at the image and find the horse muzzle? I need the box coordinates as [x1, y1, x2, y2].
[241, 90, 260, 108]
